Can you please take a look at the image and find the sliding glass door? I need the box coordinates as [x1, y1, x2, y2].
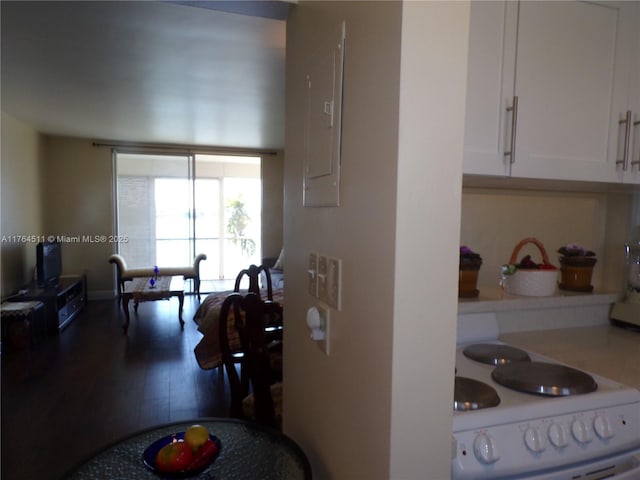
[218, 176, 261, 278]
[155, 176, 194, 268]
[115, 151, 261, 293]
[116, 153, 191, 269]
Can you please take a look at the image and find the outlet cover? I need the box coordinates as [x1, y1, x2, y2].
[317, 305, 330, 355]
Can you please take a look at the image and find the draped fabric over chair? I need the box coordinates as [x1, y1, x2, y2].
[221, 264, 276, 378]
[192, 265, 283, 372]
[218, 292, 283, 429]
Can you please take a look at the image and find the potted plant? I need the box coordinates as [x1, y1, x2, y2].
[557, 243, 597, 292]
[459, 246, 482, 298]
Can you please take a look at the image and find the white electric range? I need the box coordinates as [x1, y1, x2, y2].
[452, 313, 640, 480]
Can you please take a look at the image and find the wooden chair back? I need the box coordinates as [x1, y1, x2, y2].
[234, 264, 273, 301]
[218, 292, 282, 428]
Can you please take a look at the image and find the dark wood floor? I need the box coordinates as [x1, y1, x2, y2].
[1, 295, 230, 480]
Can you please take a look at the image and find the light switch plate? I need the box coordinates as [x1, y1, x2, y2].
[317, 255, 328, 303]
[308, 253, 318, 297]
[327, 257, 341, 310]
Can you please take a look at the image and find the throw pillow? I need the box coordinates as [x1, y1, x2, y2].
[273, 248, 284, 270]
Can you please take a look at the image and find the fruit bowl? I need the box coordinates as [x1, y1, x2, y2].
[142, 432, 222, 478]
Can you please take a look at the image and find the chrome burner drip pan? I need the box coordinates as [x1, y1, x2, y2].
[491, 361, 598, 396]
[454, 376, 500, 411]
[463, 343, 531, 365]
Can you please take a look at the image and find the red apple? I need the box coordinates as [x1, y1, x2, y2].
[155, 440, 193, 472]
[187, 438, 219, 470]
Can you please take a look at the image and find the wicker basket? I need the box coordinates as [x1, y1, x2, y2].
[502, 238, 558, 297]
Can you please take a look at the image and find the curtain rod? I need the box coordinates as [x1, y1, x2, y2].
[92, 139, 278, 156]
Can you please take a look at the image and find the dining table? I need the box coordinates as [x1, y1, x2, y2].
[61, 418, 311, 479]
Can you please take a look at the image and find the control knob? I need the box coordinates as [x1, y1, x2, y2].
[547, 422, 570, 448]
[571, 418, 594, 444]
[473, 432, 500, 464]
[593, 414, 614, 439]
[524, 426, 546, 453]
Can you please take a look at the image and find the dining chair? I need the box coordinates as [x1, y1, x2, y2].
[234, 264, 274, 301]
[219, 265, 276, 383]
[219, 292, 283, 429]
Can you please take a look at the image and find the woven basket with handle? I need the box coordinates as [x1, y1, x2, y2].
[502, 238, 558, 297]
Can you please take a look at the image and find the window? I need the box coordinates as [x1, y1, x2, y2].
[115, 152, 261, 292]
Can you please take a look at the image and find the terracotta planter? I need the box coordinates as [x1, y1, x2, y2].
[559, 256, 596, 292]
[459, 257, 482, 298]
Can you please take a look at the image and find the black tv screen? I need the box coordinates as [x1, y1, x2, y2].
[36, 241, 62, 287]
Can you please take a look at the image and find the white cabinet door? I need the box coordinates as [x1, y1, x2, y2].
[623, 5, 640, 184]
[512, 1, 634, 182]
[462, 1, 517, 176]
[464, 1, 637, 183]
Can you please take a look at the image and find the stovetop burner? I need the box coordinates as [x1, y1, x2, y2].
[491, 361, 598, 396]
[463, 343, 531, 365]
[453, 376, 500, 411]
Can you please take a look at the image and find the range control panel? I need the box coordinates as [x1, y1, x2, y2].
[452, 403, 640, 479]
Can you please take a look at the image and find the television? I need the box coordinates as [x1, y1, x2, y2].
[36, 241, 62, 288]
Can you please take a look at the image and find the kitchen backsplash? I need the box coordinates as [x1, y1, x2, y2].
[460, 187, 635, 294]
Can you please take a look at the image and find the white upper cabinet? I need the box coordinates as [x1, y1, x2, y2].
[463, 1, 638, 184]
[623, 6, 640, 184]
[463, 1, 517, 177]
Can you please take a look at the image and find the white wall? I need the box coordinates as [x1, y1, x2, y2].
[284, 2, 469, 478]
[261, 151, 284, 259]
[0, 126, 114, 298]
[391, 2, 469, 479]
[0, 112, 44, 296]
[284, 2, 402, 478]
[41, 136, 115, 297]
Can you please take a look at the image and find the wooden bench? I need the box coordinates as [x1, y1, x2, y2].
[108, 253, 207, 300]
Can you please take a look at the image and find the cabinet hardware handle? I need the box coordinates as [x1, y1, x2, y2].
[504, 96, 518, 164]
[616, 110, 632, 171]
[632, 117, 640, 169]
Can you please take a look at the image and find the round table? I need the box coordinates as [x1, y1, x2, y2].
[61, 418, 312, 479]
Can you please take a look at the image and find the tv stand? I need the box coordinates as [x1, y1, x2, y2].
[18, 275, 86, 333]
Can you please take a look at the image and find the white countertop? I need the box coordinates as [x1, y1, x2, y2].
[501, 324, 640, 390]
[458, 286, 620, 314]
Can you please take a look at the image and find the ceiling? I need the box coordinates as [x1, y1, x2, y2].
[1, 1, 290, 150]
